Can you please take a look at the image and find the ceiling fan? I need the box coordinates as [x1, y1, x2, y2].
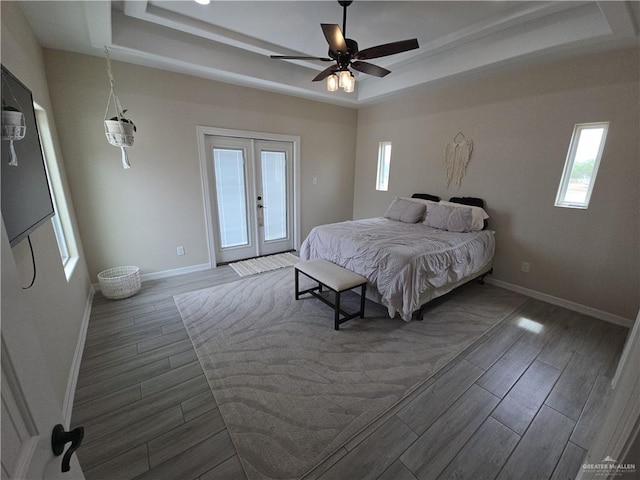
[270, 0, 419, 92]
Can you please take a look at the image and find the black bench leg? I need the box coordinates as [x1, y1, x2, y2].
[294, 268, 300, 300]
[359, 284, 366, 318]
[334, 291, 341, 330]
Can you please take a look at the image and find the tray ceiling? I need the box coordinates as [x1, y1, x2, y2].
[18, 1, 640, 106]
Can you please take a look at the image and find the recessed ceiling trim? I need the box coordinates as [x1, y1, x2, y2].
[596, 0, 639, 36]
[84, 1, 112, 47]
[110, 9, 359, 106]
[357, 2, 612, 103]
[124, 1, 295, 59]
[17, 1, 640, 107]
[412, 1, 591, 61]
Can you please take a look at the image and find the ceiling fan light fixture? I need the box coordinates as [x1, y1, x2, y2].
[338, 70, 351, 88]
[342, 71, 355, 93]
[271, 0, 419, 93]
[326, 73, 339, 92]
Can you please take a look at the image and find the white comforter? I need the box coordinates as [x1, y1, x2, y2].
[300, 217, 495, 321]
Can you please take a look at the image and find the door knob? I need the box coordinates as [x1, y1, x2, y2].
[51, 424, 84, 473]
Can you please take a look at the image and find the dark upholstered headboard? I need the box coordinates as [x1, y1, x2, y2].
[448, 196, 484, 208]
[411, 193, 440, 202]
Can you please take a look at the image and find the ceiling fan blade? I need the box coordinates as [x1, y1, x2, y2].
[355, 39, 419, 60]
[312, 65, 338, 82]
[351, 61, 391, 78]
[321, 24, 347, 54]
[271, 55, 332, 61]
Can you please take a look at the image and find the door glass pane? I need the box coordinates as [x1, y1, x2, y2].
[261, 151, 287, 241]
[213, 148, 248, 248]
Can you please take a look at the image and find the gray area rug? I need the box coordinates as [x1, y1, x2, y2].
[174, 268, 527, 480]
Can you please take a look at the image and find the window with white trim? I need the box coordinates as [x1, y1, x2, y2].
[555, 122, 608, 209]
[376, 141, 392, 191]
[35, 104, 79, 279]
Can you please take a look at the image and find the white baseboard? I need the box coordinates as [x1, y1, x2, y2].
[140, 263, 212, 282]
[93, 263, 213, 291]
[485, 278, 634, 329]
[62, 284, 94, 427]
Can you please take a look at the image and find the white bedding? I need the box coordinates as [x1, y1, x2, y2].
[300, 217, 495, 321]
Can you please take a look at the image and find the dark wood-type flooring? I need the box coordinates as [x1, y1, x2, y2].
[71, 266, 629, 480]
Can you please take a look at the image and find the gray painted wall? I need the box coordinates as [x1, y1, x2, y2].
[1, 2, 93, 411]
[353, 48, 639, 320]
[43, 50, 358, 279]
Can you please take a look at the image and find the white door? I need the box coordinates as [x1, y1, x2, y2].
[1, 224, 84, 479]
[206, 136, 294, 264]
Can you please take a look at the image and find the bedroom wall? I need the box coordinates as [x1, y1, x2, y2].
[353, 48, 639, 321]
[42, 50, 358, 280]
[1, 2, 93, 411]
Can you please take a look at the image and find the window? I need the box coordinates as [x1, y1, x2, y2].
[49, 195, 70, 266]
[376, 141, 392, 191]
[555, 122, 608, 209]
[35, 104, 79, 279]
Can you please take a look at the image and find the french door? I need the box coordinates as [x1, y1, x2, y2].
[206, 136, 294, 264]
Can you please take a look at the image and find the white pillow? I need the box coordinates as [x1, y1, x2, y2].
[400, 197, 439, 207]
[384, 197, 426, 223]
[439, 201, 488, 231]
[400, 197, 438, 221]
[423, 203, 474, 232]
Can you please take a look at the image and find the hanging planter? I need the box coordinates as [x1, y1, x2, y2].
[103, 48, 136, 169]
[1, 102, 26, 167]
[104, 110, 136, 147]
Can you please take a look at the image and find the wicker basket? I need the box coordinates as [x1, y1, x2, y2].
[97, 266, 141, 300]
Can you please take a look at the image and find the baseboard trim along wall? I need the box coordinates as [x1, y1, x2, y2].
[92, 263, 212, 292]
[140, 263, 212, 282]
[63, 285, 94, 427]
[486, 278, 634, 329]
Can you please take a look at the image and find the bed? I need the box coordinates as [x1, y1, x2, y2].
[299, 195, 495, 321]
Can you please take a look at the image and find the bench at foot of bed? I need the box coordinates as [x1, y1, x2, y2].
[294, 259, 367, 330]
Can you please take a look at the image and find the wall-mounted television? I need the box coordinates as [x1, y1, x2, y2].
[1, 65, 54, 247]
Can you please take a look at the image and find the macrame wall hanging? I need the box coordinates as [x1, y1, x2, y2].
[444, 131, 473, 189]
[103, 48, 136, 169]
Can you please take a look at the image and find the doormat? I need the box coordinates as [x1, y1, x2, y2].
[228, 252, 299, 277]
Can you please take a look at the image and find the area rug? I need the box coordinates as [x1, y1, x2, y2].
[174, 268, 527, 480]
[229, 252, 299, 277]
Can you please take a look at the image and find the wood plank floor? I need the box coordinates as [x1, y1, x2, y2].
[71, 266, 629, 480]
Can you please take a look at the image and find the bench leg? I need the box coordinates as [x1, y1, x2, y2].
[294, 268, 300, 300]
[359, 283, 366, 318]
[334, 291, 341, 330]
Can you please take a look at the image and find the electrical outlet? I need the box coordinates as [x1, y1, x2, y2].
[521, 262, 530, 273]
[312, 177, 318, 185]
[177, 245, 185, 256]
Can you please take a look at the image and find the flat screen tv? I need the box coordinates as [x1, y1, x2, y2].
[1, 65, 54, 247]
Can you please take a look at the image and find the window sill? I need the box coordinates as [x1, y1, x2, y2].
[64, 256, 79, 281]
[554, 203, 588, 210]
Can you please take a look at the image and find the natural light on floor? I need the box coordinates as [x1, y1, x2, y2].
[517, 317, 544, 334]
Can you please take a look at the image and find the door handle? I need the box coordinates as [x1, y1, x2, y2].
[51, 424, 84, 473]
[258, 204, 266, 209]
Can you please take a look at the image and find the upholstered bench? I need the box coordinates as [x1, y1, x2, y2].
[294, 259, 367, 330]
